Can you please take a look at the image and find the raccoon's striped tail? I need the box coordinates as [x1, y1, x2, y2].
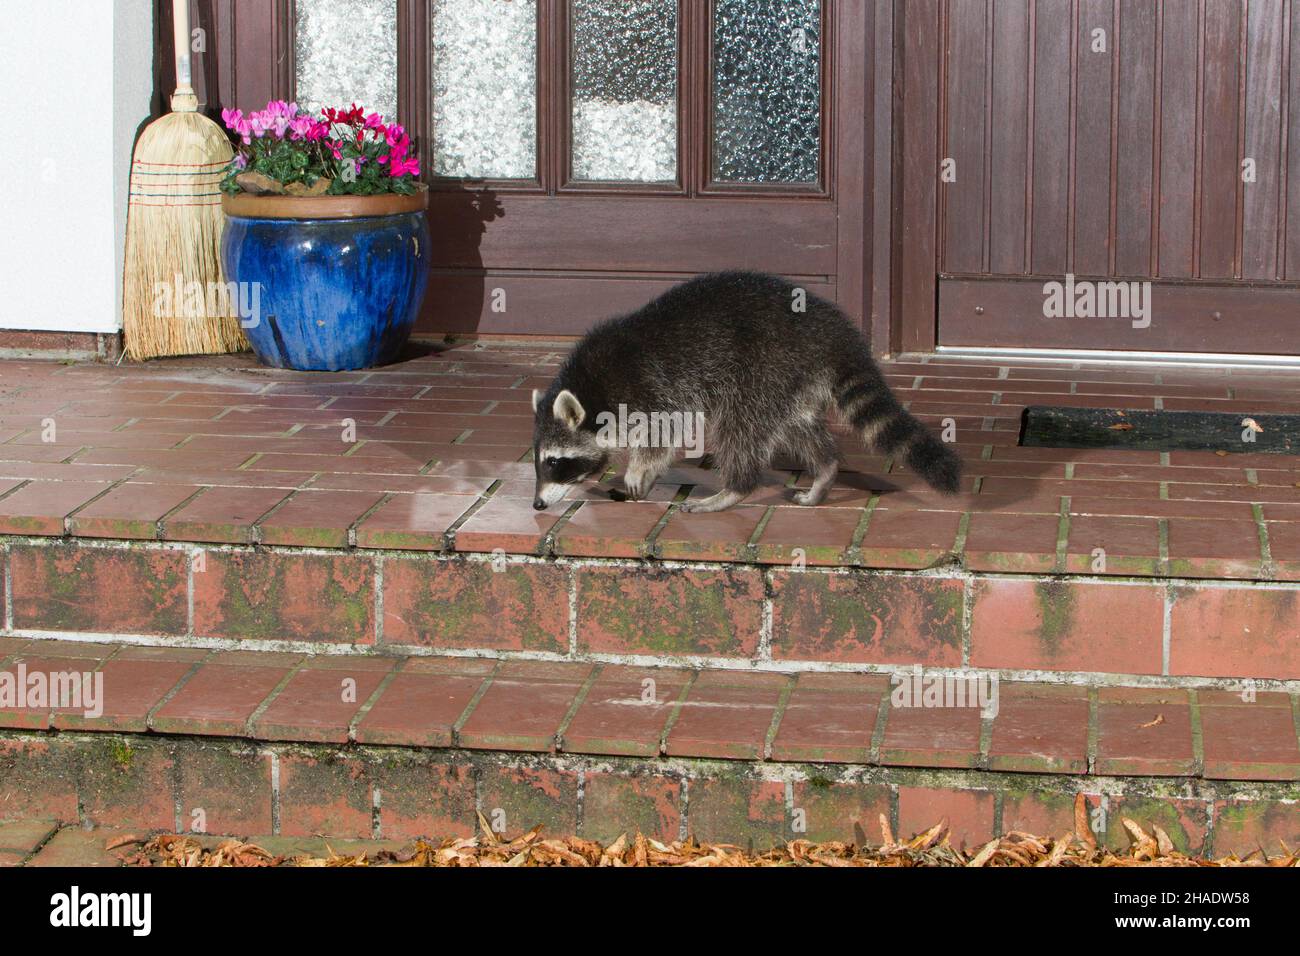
[835, 368, 963, 494]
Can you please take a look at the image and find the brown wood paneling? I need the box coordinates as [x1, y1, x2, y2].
[1114, 0, 1156, 277]
[1243, 0, 1285, 280]
[939, 277, 1300, 354]
[425, 274, 835, 335]
[941, 0, 988, 275]
[916, 0, 1299, 355]
[1198, 0, 1243, 279]
[988, 0, 1030, 276]
[897, 0, 942, 351]
[1157, 0, 1198, 278]
[1030, 0, 1071, 275]
[1073, 0, 1115, 277]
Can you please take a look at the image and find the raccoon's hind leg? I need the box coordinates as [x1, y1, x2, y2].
[680, 433, 765, 513]
[785, 420, 839, 507]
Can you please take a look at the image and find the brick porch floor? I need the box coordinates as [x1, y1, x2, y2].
[0, 346, 1295, 676]
[0, 346, 1298, 851]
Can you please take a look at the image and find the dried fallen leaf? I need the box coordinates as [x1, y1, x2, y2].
[1074, 794, 1097, 848]
[1138, 713, 1165, 729]
[124, 811, 1298, 868]
[1109, 423, 1134, 431]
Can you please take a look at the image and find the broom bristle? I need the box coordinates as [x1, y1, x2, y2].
[122, 111, 249, 361]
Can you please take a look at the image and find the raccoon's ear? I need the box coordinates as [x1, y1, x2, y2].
[531, 389, 542, 413]
[552, 389, 586, 430]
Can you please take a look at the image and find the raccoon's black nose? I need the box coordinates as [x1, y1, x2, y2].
[533, 498, 547, 511]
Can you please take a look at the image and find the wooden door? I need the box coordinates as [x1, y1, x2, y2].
[177, 0, 875, 339]
[897, 0, 1300, 357]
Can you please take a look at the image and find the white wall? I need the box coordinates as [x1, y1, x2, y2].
[0, 0, 153, 334]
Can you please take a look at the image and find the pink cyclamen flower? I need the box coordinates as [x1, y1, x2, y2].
[288, 115, 316, 141]
[386, 155, 420, 178]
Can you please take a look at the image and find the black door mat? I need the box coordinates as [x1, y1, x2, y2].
[1020, 407, 1299, 455]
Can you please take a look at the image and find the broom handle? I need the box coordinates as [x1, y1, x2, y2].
[170, 0, 199, 113]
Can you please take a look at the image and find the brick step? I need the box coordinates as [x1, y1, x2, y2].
[7, 638, 1300, 779]
[4, 537, 1298, 681]
[2, 729, 1296, 858]
[5, 637, 1300, 853]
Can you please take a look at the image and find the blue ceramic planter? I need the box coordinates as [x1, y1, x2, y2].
[221, 192, 430, 371]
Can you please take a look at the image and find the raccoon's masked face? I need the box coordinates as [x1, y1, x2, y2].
[532, 388, 608, 510]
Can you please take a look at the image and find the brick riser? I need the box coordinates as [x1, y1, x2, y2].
[3, 537, 1299, 683]
[2, 732, 1295, 858]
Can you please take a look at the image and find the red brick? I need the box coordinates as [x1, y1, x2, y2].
[577, 565, 764, 658]
[879, 694, 984, 769]
[856, 509, 962, 569]
[0, 651, 111, 730]
[1211, 799, 1300, 859]
[1105, 796, 1207, 855]
[770, 673, 887, 764]
[79, 737, 176, 831]
[176, 743, 274, 836]
[964, 512, 1060, 572]
[1169, 586, 1300, 680]
[25, 828, 132, 867]
[252, 657, 395, 743]
[163, 485, 291, 544]
[666, 671, 788, 760]
[0, 737, 79, 822]
[451, 496, 560, 554]
[372, 759, 477, 841]
[654, 506, 765, 562]
[753, 506, 862, 566]
[1063, 515, 1161, 575]
[354, 493, 475, 550]
[970, 579, 1164, 674]
[256, 489, 385, 547]
[0, 818, 58, 854]
[562, 665, 692, 757]
[686, 776, 786, 849]
[381, 558, 568, 652]
[67, 482, 199, 539]
[0, 480, 111, 535]
[354, 658, 494, 747]
[278, 752, 372, 839]
[1095, 687, 1195, 776]
[10, 544, 188, 635]
[458, 661, 593, 752]
[580, 772, 681, 843]
[477, 764, 579, 839]
[150, 651, 301, 736]
[1166, 518, 1264, 578]
[554, 500, 668, 558]
[897, 786, 995, 849]
[791, 781, 892, 845]
[1002, 791, 1096, 839]
[987, 683, 1090, 773]
[53, 646, 206, 732]
[1198, 690, 1300, 780]
[193, 550, 375, 644]
[771, 572, 963, 665]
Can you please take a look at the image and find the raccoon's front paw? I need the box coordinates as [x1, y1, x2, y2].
[622, 473, 650, 501]
[791, 488, 824, 507]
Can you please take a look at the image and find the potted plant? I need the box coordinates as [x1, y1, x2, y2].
[219, 101, 429, 371]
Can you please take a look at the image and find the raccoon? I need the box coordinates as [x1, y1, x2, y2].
[531, 271, 962, 512]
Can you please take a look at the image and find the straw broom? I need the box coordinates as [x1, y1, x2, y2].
[121, 0, 248, 360]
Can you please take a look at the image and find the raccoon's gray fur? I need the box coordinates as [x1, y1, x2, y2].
[531, 271, 962, 512]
